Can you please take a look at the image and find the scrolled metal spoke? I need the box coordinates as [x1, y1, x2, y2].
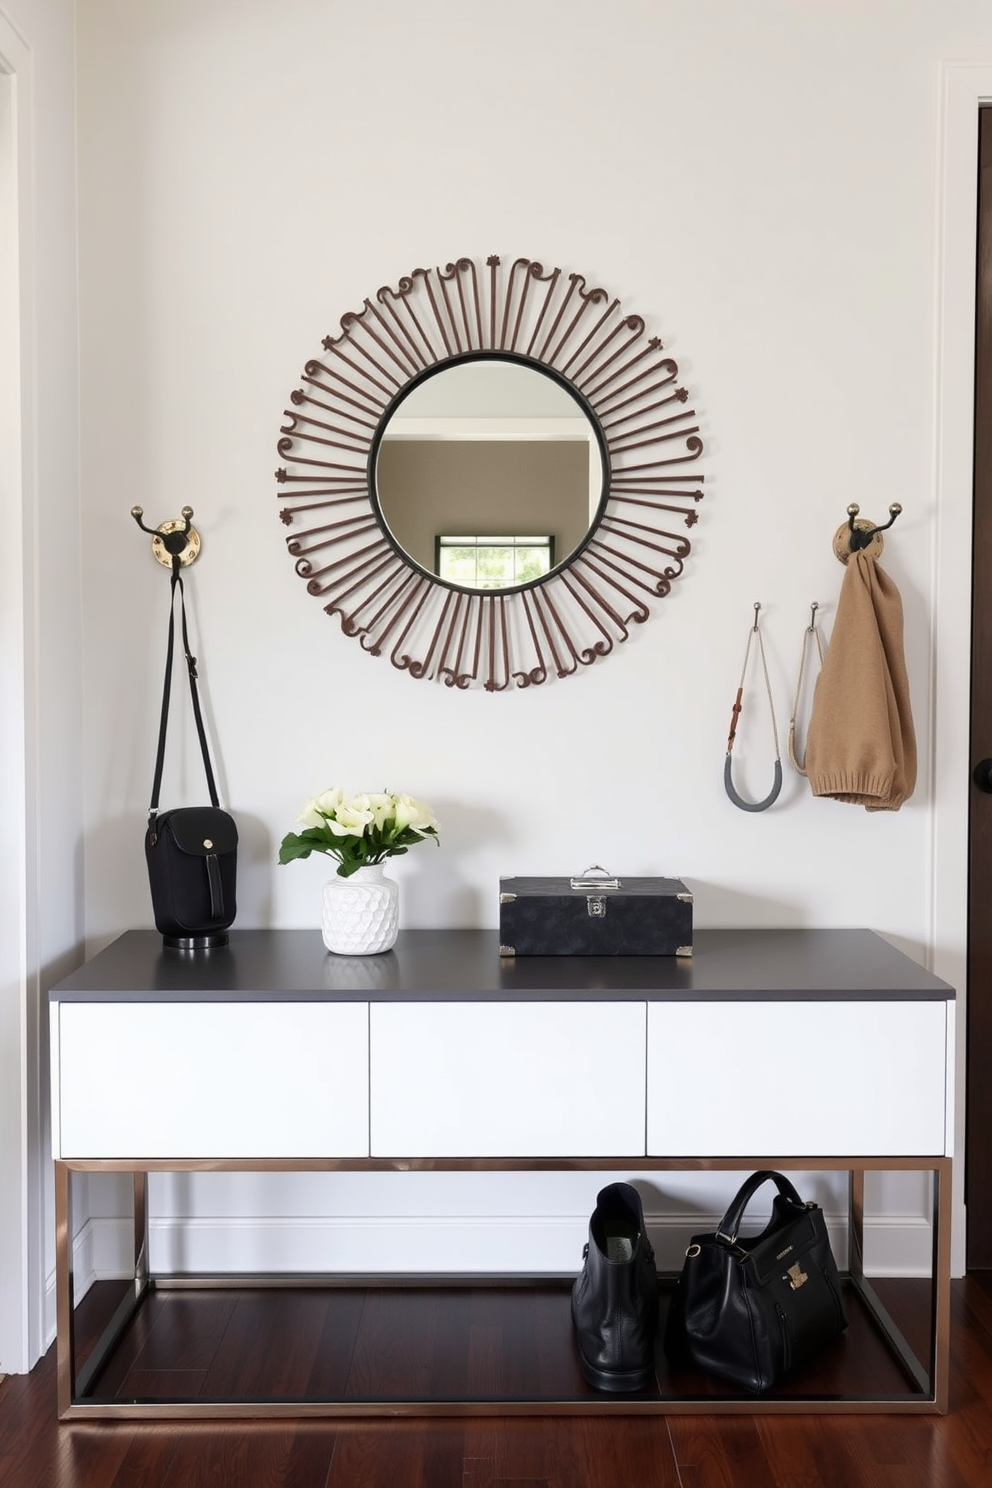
[572, 553, 652, 625]
[279, 412, 370, 453]
[529, 582, 582, 679]
[350, 298, 423, 381]
[290, 387, 379, 431]
[307, 351, 393, 406]
[521, 264, 562, 358]
[481, 594, 512, 692]
[543, 276, 613, 368]
[375, 280, 437, 371]
[356, 570, 428, 653]
[296, 533, 391, 593]
[275, 443, 367, 477]
[279, 495, 367, 525]
[502, 257, 555, 352]
[588, 358, 680, 411]
[599, 386, 689, 431]
[438, 593, 478, 689]
[563, 311, 645, 385]
[609, 422, 701, 456]
[418, 268, 458, 360]
[608, 492, 702, 527]
[287, 512, 377, 557]
[602, 512, 693, 555]
[556, 570, 617, 660]
[436, 263, 469, 355]
[438, 593, 485, 688]
[513, 589, 550, 688]
[588, 533, 685, 594]
[387, 580, 436, 672]
[407, 586, 461, 681]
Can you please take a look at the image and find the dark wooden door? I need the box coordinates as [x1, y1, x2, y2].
[967, 107, 992, 1267]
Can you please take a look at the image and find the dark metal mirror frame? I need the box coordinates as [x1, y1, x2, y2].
[275, 255, 706, 689]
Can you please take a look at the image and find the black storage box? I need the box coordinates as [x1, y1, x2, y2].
[498, 869, 693, 957]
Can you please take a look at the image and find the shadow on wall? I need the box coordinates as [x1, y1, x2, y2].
[687, 883, 933, 971]
[683, 882, 802, 929]
[88, 826, 832, 938]
[229, 812, 274, 926]
[84, 811, 274, 942]
[395, 799, 511, 928]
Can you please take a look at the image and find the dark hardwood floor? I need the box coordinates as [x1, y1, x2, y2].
[2, 1275, 992, 1487]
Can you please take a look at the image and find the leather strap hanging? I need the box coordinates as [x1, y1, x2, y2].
[148, 559, 220, 844]
[788, 602, 824, 776]
[724, 603, 783, 812]
[143, 552, 237, 948]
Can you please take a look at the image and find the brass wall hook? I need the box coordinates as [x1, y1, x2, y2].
[131, 505, 202, 568]
[832, 503, 902, 565]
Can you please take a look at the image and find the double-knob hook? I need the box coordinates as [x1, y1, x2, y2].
[834, 502, 902, 564]
[131, 506, 202, 569]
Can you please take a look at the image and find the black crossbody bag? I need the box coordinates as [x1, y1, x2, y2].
[145, 567, 238, 948]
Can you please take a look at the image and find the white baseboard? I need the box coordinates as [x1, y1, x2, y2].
[150, 1211, 936, 1278]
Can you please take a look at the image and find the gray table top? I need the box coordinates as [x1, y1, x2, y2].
[48, 927, 955, 1003]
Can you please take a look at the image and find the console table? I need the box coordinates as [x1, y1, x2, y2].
[49, 927, 954, 1419]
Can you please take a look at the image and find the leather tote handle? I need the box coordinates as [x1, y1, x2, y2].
[148, 561, 220, 835]
[716, 1170, 806, 1244]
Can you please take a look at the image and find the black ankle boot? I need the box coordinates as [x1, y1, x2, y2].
[570, 1181, 658, 1392]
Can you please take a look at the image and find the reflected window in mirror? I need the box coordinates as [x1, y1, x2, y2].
[435, 534, 554, 589]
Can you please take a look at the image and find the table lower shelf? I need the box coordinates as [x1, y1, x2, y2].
[56, 1156, 950, 1418]
[63, 1272, 938, 1419]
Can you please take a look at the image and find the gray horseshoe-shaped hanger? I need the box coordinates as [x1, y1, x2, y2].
[724, 603, 782, 812]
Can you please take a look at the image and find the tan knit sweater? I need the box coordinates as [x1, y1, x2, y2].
[804, 551, 916, 811]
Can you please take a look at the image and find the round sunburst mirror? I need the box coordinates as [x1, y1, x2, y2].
[275, 255, 706, 689]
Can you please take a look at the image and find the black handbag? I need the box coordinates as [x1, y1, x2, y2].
[663, 1169, 847, 1393]
[145, 565, 237, 948]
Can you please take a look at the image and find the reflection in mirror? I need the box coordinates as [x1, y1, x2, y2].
[436, 534, 554, 588]
[374, 360, 605, 591]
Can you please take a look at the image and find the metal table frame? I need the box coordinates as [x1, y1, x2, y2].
[54, 1153, 952, 1420]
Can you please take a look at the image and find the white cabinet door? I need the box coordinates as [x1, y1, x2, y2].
[371, 1001, 646, 1157]
[647, 1001, 948, 1157]
[54, 1002, 370, 1159]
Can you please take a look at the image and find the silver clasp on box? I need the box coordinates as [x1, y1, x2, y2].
[570, 864, 620, 918]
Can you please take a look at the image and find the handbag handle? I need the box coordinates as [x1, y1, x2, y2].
[148, 562, 219, 840]
[715, 1169, 806, 1245]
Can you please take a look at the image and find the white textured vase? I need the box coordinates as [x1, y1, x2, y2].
[321, 864, 399, 955]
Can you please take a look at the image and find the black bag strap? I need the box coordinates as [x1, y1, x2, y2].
[716, 1170, 806, 1244]
[148, 560, 219, 839]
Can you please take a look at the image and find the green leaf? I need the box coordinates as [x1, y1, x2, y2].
[278, 833, 314, 864]
[278, 828, 339, 865]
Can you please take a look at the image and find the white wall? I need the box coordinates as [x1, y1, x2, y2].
[63, 1, 989, 1303]
[75, 0, 974, 942]
[0, 0, 82, 1374]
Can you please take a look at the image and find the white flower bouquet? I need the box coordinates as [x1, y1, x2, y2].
[278, 787, 440, 878]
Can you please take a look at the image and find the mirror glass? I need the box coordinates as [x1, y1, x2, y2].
[373, 359, 606, 592]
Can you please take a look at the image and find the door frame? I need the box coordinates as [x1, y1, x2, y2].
[933, 64, 992, 1276]
[0, 9, 40, 1375]
[966, 106, 992, 1266]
